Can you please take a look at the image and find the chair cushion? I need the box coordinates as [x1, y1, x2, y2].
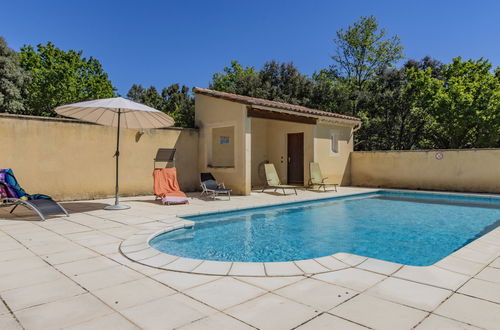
[203, 179, 219, 190]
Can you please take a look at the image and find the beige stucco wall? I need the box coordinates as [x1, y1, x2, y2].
[314, 123, 354, 186]
[0, 114, 199, 200]
[195, 95, 250, 195]
[250, 118, 269, 186]
[250, 118, 355, 187]
[265, 120, 315, 186]
[211, 126, 235, 167]
[351, 149, 500, 193]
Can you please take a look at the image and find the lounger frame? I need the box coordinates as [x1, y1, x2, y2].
[200, 173, 231, 200]
[261, 184, 297, 195]
[0, 197, 69, 221]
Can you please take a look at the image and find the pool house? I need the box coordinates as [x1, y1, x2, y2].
[194, 88, 362, 195]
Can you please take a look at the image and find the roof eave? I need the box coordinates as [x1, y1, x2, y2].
[193, 87, 362, 124]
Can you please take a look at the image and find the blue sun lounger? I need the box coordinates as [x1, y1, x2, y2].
[0, 169, 68, 221]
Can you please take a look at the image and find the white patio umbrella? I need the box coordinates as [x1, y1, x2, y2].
[55, 97, 175, 210]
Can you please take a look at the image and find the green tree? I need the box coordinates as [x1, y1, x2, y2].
[431, 57, 500, 148]
[209, 60, 260, 95]
[355, 66, 440, 150]
[127, 83, 194, 128]
[0, 37, 30, 114]
[404, 56, 444, 80]
[309, 69, 351, 112]
[257, 60, 313, 105]
[210, 60, 314, 106]
[162, 84, 194, 128]
[19, 42, 115, 116]
[329, 15, 404, 115]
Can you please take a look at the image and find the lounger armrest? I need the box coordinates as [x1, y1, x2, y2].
[321, 177, 328, 183]
[217, 182, 226, 189]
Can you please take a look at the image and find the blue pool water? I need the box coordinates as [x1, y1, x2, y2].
[149, 191, 500, 266]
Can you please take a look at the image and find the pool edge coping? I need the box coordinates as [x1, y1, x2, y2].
[119, 189, 500, 283]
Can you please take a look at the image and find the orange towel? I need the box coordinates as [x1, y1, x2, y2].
[153, 168, 187, 198]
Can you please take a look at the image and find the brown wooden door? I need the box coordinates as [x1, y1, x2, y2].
[287, 133, 304, 184]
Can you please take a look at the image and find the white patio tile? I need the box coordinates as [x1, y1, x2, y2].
[296, 313, 369, 330]
[41, 248, 99, 265]
[0, 247, 35, 262]
[66, 231, 121, 247]
[99, 226, 139, 239]
[105, 252, 164, 275]
[124, 247, 160, 261]
[393, 265, 469, 290]
[120, 293, 217, 329]
[490, 257, 500, 268]
[0, 300, 9, 315]
[415, 314, 481, 330]
[139, 253, 178, 268]
[458, 278, 500, 304]
[313, 256, 349, 271]
[0, 314, 22, 330]
[313, 268, 386, 291]
[185, 277, 266, 310]
[0, 256, 48, 277]
[62, 313, 140, 330]
[0, 266, 65, 292]
[235, 276, 303, 291]
[14, 293, 114, 330]
[274, 278, 357, 311]
[177, 312, 254, 330]
[88, 242, 119, 255]
[71, 265, 144, 291]
[435, 255, 486, 276]
[452, 247, 497, 264]
[434, 293, 500, 330]
[120, 243, 150, 254]
[153, 271, 220, 291]
[466, 240, 500, 254]
[474, 266, 500, 284]
[357, 258, 402, 275]
[93, 277, 175, 310]
[331, 294, 428, 330]
[0, 240, 23, 252]
[55, 255, 119, 276]
[23, 241, 81, 256]
[226, 293, 319, 330]
[264, 261, 304, 276]
[1, 277, 85, 311]
[228, 262, 266, 276]
[162, 257, 203, 272]
[294, 259, 330, 274]
[121, 238, 146, 248]
[366, 277, 452, 311]
[332, 253, 367, 266]
[192, 260, 232, 275]
[41, 222, 92, 235]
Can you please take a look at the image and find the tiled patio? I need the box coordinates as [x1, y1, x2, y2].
[1, 187, 499, 330]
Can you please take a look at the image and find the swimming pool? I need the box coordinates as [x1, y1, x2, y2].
[149, 191, 500, 266]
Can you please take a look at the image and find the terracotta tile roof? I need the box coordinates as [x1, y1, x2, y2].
[193, 87, 361, 122]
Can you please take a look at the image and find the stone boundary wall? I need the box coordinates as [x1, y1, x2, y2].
[0, 114, 199, 200]
[350, 149, 500, 193]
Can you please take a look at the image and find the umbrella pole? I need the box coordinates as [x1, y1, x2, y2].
[105, 109, 130, 210]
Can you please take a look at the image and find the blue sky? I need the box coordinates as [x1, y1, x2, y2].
[1, 0, 499, 95]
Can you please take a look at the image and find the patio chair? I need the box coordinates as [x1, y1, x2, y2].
[200, 173, 231, 200]
[262, 163, 297, 195]
[153, 168, 189, 205]
[0, 169, 69, 221]
[308, 162, 338, 192]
